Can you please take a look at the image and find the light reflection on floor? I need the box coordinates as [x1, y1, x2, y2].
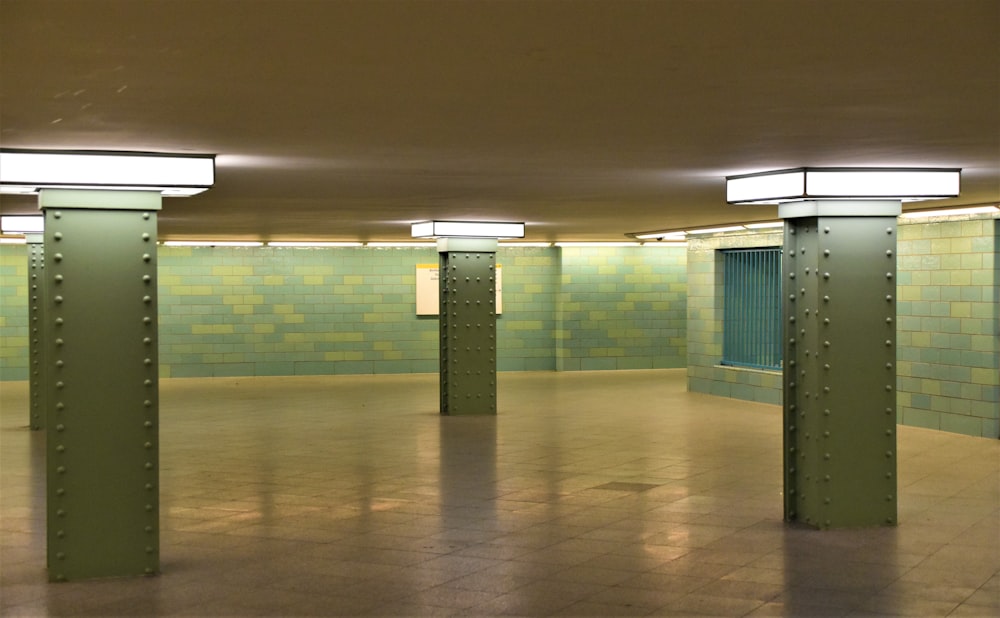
[1, 369, 997, 616]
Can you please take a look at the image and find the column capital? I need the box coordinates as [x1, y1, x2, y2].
[39, 189, 162, 211]
[778, 200, 901, 219]
[437, 237, 498, 253]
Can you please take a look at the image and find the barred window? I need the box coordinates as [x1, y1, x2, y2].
[721, 247, 782, 370]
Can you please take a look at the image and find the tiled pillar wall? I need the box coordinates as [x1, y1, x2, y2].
[686, 231, 784, 404]
[896, 217, 999, 438]
[156, 246, 439, 377]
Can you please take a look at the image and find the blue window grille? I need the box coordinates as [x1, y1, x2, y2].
[721, 247, 782, 370]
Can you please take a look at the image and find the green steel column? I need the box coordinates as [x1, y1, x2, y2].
[438, 238, 498, 415]
[782, 201, 899, 528]
[26, 234, 45, 430]
[40, 189, 161, 581]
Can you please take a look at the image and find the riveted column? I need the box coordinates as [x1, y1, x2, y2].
[40, 189, 161, 581]
[26, 233, 45, 430]
[781, 200, 899, 528]
[438, 237, 498, 415]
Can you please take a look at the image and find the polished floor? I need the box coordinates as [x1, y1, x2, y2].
[1, 369, 998, 617]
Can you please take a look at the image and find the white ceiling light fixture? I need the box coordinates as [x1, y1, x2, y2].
[726, 167, 961, 205]
[0, 149, 215, 196]
[0, 215, 44, 234]
[411, 220, 525, 239]
[899, 205, 998, 219]
[743, 221, 785, 229]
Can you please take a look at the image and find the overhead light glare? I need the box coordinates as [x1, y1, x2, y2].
[499, 242, 552, 247]
[900, 205, 999, 219]
[726, 167, 960, 204]
[0, 237, 27, 245]
[744, 221, 784, 229]
[640, 241, 687, 247]
[411, 220, 525, 239]
[0, 149, 215, 196]
[1, 215, 44, 234]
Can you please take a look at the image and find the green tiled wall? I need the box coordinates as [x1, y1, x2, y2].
[0, 244, 685, 380]
[0, 247, 29, 381]
[686, 231, 784, 405]
[556, 246, 687, 371]
[157, 246, 441, 377]
[686, 218, 999, 439]
[896, 218, 999, 438]
[496, 248, 559, 371]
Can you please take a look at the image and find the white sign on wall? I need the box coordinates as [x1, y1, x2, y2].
[416, 263, 502, 315]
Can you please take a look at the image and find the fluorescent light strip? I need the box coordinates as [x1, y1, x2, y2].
[0, 215, 44, 234]
[0, 237, 27, 245]
[0, 150, 215, 196]
[555, 242, 641, 247]
[640, 241, 687, 247]
[163, 241, 263, 247]
[900, 205, 999, 219]
[634, 232, 687, 240]
[267, 241, 363, 247]
[744, 221, 784, 229]
[499, 242, 553, 247]
[686, 226, 746, 235]
[366, 242, 437, 248]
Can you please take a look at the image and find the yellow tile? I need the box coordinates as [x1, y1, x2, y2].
[284, 314, 305, 323]
[971, 368, 996, 385]
[253, 323, 274, 334]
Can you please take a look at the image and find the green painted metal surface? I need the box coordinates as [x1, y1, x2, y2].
[439, 251, 498, 415]
[28, 239, 45, 430]
[42, 199, 160, 580]
[783, 217, 898, 528]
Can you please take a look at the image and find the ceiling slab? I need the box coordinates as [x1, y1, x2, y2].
[1, 0, 997, 240]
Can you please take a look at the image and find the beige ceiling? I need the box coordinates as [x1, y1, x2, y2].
[1, 0, 997, 242]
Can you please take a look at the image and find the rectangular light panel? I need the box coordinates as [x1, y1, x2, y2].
[726, 170, 804, 204]
[806, 169, 960, 198]
[0, 150, 215, 196]
[0, 215, 44, 233]
[412, 221, 525, 238]
[727, 167, 960, 204]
